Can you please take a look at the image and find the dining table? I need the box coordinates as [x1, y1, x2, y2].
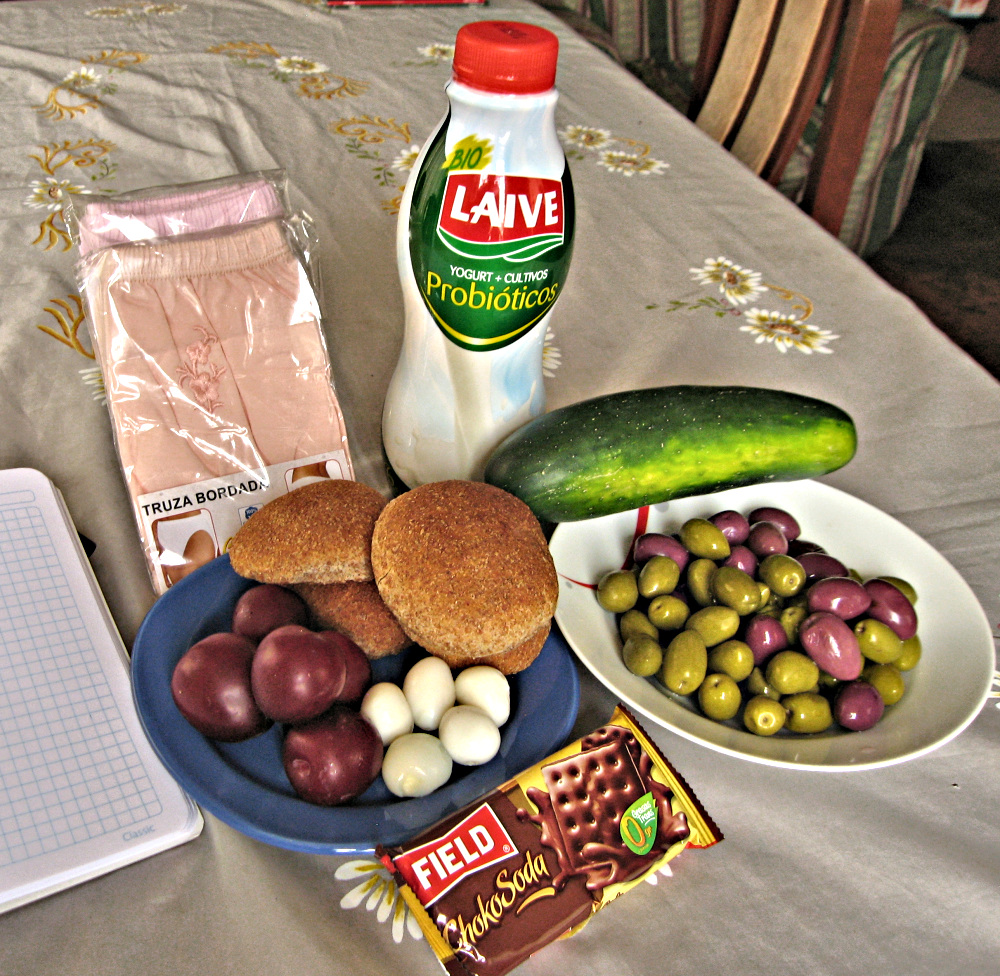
[1, 0, 999, 974]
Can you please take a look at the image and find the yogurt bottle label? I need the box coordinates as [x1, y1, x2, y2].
[409, 128, 575, 352]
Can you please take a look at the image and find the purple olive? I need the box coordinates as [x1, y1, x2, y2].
[723, 544, 758, 576]
[788, 538, 824, 557]
[864, 578, 918, 640]
[798, 611, 863, 681]
[834, 681, 885, 731]
[798, 551, 848, 583]
[708, 510, 751, 544]
[745, 521, 789, 558]
[633, 532, 690, 571]
[806, 577, 872, 620]
[748, 507, 801, 541]
[744, 613, 789, 664]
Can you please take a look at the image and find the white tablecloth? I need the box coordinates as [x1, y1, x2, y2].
[1, 1, 998, 974]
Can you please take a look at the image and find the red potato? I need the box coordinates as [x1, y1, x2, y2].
[251, 625, 348, 724]
[316, 631, 372, 704]
[231, 584, 309, 641]
[282, 707, 383, 805]
[171, 632, 272, 742]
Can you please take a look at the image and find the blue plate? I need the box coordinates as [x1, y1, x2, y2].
[131, 555, 580, 854]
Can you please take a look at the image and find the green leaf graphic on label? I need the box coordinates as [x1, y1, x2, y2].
[443, 135, 492, 171]
[621, 792, 658, 855]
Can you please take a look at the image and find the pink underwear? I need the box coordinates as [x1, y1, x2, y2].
[76, 177, 285, 256]
[81, 218, 352, 498]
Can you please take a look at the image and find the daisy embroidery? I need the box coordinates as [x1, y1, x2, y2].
[275, 55, 329, 75]
[542, 326, 561, 378]
[335, 858, 422, 944]
[25, 178, 85, 211]
[560, 125, 612, 151]
[691, 257, 764, 305]
[392, 145, 422, 174]
[62, 67, 102, 91]
[417, 43, 454, 61]
[597, 150, 668, 177]
[740, 309, 838, 354]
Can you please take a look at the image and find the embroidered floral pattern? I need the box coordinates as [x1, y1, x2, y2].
[542, 327, 561, 378]
[651, 256, 838, 355]
[334, 858, 422, 944]
[36, 295, 94, 360]
[561, 125, 668, 177]
[208, 42, 368, 100]
[86, 3, 186, 19]
[35, 51, 149, 121]
[176, 328, 225, 411]
[329, 116, 414, 215]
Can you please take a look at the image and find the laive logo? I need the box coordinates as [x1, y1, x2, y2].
[393, 803, 518, 906]
[438, 173, 565, 262]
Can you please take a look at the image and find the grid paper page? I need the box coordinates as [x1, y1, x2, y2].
[0, 499, 163, 867]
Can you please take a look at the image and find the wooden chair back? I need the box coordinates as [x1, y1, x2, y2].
[689, 0, 903, 237]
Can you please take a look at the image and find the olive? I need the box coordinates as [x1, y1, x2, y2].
[744, 612, 789, 664]
[633, 533, 690, 570]
[710, 565, 762, 615]
[874, 575, 917, 605]
[708, 510, 751, 544]
[743, 695, 787, 736]
[660, 630, 708, 696]
[833, 681, 884, 731]
[864, 578, 918, 640]
[686, 558, 718, 607]
[746, 666, 780, 700]
[765, 650, 820, 696]
[758, 553, 806, 598]
[798, 611, 863, 680]
[807, 576, 872, 620]
[723, 544, 758, 576]
[698, 673, 741, 721]
[745, 520, 788, 557]
[863, 663, 906, 705]
[708, 639, 755, 682]
[597, 569, 638, 613]
[782, 692, 834, 734]
[647, 594, 690, 630]
[854, 617, 903, 664]
[622, 635, 664, 677]
[756, 582, 781, 616]
[679, 518, 731, 560]
[685, 605, 740, 647]
[619, 608, 659, 641]
[798, 551, 848, 583]
[638, 555, 681, 599]
[896, 635, 922, 672]
[748, 507, 801, 541]
[779, 604, 808, 644]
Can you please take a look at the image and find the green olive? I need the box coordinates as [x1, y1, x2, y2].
[619, 608, 659, 642]
[863, 663, 906, 705]
[758, 554, 807, 598]
[685, 605, 740, 647]
[686, 558, 717, 607]
[647, 594, 690, 631]
[711, 565, 762, 615]
[596, 569, 638, 613]
[746, 666, 781, 700]
[756, 583, 782, 617]
[854, 617, 904, 664]
[874, 576, 918, 605]
[707, 639, 755, 682]
[743, 695, 787, 736]
[622, 635, 664, 677]
[783, 693, 833, 734]
[779, 604, 808, 644]
[679, 518, 731, 559]
[660, 630, 708, 696]
[896, 635, 922, 671]
[638, 555, 681, 599]
[765, 650, 820, 696]
[698, 673, 742, 721]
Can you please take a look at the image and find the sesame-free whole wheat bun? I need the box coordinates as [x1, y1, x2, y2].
[371, 481, 558, 672]
[228, 479, 386, 584]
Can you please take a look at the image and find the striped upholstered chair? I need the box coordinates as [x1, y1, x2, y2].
[538, 0, 968, 256]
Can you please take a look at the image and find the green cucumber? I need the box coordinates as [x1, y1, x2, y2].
[483, 385, 857, 522]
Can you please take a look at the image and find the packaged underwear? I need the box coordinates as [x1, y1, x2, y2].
[379, 705, 723, 976]
[74, 173, 353, 595]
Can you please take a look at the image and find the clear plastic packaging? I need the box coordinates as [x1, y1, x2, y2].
[75, 174, 353, 595]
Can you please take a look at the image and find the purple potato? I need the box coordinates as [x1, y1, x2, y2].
[232, 584, 309, 641]
[171, 632, 272, 742]
[708, 510, 751, 544]
[282, 707, 383, 806]
[864, 578, 918, 640]
[317, 631, 372, 703]
[251, 624, 348, 723]
[744, 613, 789, 664]
[748, 507, 801, 541]
[633, 532, 690, 571]
[745, 521, 789, 558]
[798, 551, 848, 583]
[723, 544, 758, 576]
[798, 611, 863, 681]
[806, 576, 873, 620]
[834, 681, 885, 731]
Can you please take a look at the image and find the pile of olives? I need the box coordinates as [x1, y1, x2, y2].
[596, 506, 921, 736]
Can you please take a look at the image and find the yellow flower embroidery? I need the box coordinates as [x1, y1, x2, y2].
[560, 127, 669, 176]
[329, 116, 414, 215]
[208, 42, 368, 99]
[36, 295, 95, 360]
[35, 50, 149, 120]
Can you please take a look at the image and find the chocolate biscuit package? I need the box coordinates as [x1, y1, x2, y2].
[378, 705, 722, 976]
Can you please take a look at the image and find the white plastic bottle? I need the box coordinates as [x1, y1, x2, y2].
[382, 20, 575, 488]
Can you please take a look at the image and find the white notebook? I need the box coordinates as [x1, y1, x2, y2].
[0, 468, 202, 914]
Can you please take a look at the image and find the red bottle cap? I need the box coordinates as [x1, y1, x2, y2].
[452, 21, 558, 95]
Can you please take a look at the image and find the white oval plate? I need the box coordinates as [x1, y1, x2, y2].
[550, 481, 995, 771]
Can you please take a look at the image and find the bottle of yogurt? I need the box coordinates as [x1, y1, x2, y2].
[382, 20, 575, 488]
